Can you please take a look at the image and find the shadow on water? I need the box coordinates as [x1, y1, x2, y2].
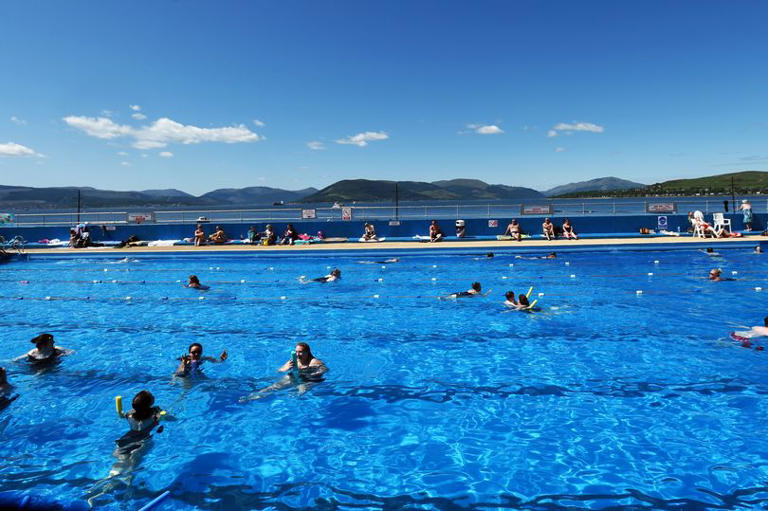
[114, 480, 768, 510]
[311, 376, 768, 405]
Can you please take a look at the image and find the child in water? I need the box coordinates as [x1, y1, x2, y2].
[124, 390, 164, 436]
[175, 342, 228, 377]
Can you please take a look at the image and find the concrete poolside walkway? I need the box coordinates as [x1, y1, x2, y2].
[20, 234, 766, 255]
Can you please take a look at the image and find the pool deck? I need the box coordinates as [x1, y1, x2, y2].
[19, 234, 767, 255]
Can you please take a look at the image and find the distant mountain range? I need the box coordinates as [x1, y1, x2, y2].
[3, 171, 768, 210]
[0, 185, 318, 210]
[543, 177, 645, 197]
[300, 179, 543, 202]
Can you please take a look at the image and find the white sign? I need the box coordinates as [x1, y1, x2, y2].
[521, 205, 552, 215]
[657, 215, 668, 230]
[488, 220, 498, 228]
[127, 213, 153, 224]
[341, 207, 353, 221]
[301, 209, 317, 219]
[647, 203, 676, 213]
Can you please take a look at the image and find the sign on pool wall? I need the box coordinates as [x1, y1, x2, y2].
[521, 205, 552, 215]
[647, 203, 676, 213]
[127, 213, 153, 224]
[657, 215, 668, 231]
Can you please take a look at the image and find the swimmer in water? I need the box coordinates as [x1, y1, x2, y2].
[446, 282, 483, 298]
[755, 245, 763, 254]
[175, 342, 228, 377]
[242, 342, 328, 402]
[279, 342, 328, 380]
[515, 252, 556, 260]
[700, 247, 721, 257]
[15, 333, 73, 364]
[731, 317, 768, 345]
[306, 268, 341, 283]
[0, 367, 10, 395]
[185, 275, 209, 290]
[123, 390, 164, 436]
[709, 268, 724, 281]
[473, 252, 494, 260]
[358, 258, 399, 264]
[504, 291, 518, 307]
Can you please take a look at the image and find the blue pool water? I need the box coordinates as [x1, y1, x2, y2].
[2, 248, 768, 510]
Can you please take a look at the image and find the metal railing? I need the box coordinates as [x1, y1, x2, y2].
[2, 197, 765, 227]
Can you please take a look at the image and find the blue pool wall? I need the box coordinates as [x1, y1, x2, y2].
[1, 213, 764, 243]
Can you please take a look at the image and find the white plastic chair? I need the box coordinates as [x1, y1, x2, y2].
[712, 212, 731, 235]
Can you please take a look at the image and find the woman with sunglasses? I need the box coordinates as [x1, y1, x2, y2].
[176, 342, 228, 377]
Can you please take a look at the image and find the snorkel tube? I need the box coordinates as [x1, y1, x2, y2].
[290, 351, 300, 379]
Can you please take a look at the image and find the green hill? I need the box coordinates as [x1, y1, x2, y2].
[555, 170, 768, 197]
[301, 179, 543, 202]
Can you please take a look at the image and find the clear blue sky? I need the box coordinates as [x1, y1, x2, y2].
[1, 0, 767, 195]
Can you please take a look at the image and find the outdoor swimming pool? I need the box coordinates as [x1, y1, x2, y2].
[1, 247, 768, 510]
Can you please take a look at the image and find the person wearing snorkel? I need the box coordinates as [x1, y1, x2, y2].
[279, 342, 328, 380]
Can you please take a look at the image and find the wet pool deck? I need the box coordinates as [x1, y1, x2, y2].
[21, 234, 767, 256]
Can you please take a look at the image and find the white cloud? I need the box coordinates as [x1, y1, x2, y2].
[100, 109, 114, 117]
[117, 151, 128, 156]
[0, 142, 38, 156]
[555, 147, 565, 152]
[129, 105, 141, 111]
[462, 123, 504, 135]
[548, 121, 604, 137]
[159, 151, 173, 158]
[132, 113, 147, 120]
[476, 125, 504, 135]
[335, 131, 389, 147]
[10, 116, 27, 125]
[63, 116, 133, 139]
[63, 115, 262, 149]
[121, 161, 131, 167]
[253, 118, 265, 127]
[307, 141, 325, 150]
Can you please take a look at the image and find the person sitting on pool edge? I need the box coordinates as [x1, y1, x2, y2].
[562, 218, 578, 240]
[185, 275, 209, 290]
[260, 224, 277, 245]
[194, 224, 206, 246]
[504, 219, 522, 241]
[280, 224, 300, 245]
[362, 222, 377, 241]
[542, 218, 556, 241]
[208, 225, 228, 244]
[247, 226, 260, 244]
[15, 333, 74, 364]
[429, 220, 444, 242]
[279, 342, 328, 381]
[176, 342, 228, 377]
